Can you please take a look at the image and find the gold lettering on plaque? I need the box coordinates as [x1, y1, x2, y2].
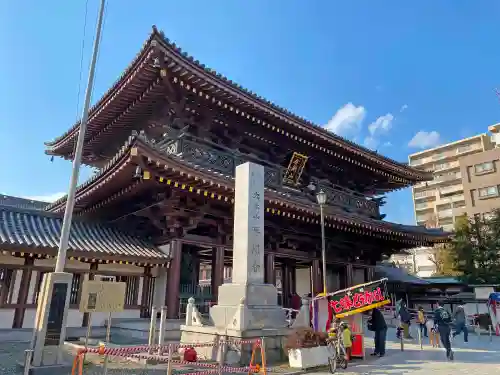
[283, 152, 308, 186]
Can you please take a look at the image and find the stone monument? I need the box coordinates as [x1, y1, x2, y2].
[21, 272, 73, 375]
[180, 162, 289, 364]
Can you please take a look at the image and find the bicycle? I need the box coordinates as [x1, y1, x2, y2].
[326, 335, 348, 373]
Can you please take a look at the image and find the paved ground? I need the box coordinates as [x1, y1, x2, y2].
[313, 327, 500, 374]
[3, 327, 500, 374]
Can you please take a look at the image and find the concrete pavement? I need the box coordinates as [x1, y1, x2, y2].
[311, 326, 500, 374]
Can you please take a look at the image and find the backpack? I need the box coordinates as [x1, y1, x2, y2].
[439, 308, 452, 324]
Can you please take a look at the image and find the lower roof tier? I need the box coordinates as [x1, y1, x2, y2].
[44, 133, 450, 248]
[0, 203, 169, 266]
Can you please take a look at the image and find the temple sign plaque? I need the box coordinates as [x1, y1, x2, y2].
[283, 152, 308, 186]
[79, 280, 126, 313]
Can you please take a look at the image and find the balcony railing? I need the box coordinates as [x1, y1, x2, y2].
[437, 209, 453, 219]
[149, 132, 380, 218]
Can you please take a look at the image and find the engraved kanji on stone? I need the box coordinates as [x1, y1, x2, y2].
[252, 192, 261, 201]
[252, 226, 261, 234]
[252, 262, 261, 273]
[251, 244, 260, 255]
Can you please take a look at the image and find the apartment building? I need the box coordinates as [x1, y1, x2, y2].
[409, 129, 497, 231]
[390, 247, 437, 277]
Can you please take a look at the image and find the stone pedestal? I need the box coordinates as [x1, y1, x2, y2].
[180, 162, 289, 364]
[22, 272, 73, 374]
[209, 284, 285, 330]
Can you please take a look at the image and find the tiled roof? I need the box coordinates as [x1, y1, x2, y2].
[45, 27, 430, 183]
[0, 205, 169, 264]
[375, 265, 429, 285]
[0, 195, 48, 211]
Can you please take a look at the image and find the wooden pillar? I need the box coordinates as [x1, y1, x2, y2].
[364, 266, 374, 282]
[346, 263, 354, 287]
[264, 253, 276, 285]
[140, 266, 152, 318]
[192, 252, 200, 290]
[12, 258, 34, 329]
[281, 262, 292, 307]
[82, 262, 99, 327]
[166, 240, 182, 319]
[211, 246, 224, 302]
[311, 259, 322, 295]
[290, 264, 297, 295]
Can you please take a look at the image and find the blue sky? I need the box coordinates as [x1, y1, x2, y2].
[1, 0, 500, 225]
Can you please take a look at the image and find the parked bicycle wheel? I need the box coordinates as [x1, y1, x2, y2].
[338, 356, 348, 369]
[328, 354, 337, 374]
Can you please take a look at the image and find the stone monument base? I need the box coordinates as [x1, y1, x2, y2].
[209, 283, 286, 330]
[179, 325, 292, 365]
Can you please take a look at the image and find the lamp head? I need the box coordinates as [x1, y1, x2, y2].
[316, 190, 327, 205]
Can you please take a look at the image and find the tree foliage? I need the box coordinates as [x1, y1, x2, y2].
[450, 210, 500, 284]
[428, 244, 460, 277]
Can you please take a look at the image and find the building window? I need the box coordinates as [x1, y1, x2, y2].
[116, 276, 140, 306]
[0, 268, 14, 305]
[478, 185, 499, 198]
[69, 274, 82, 305]
[474, 162, 494, 175]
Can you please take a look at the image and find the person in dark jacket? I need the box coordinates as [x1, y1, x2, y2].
[398, 302, 413, 339]
[370, 308, 387, 357]
[434, 301, 454, 360]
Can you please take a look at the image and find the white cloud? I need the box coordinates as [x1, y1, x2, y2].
[324, 103, 366, 137]
[400, 104, 408, 113]
[23, 192, 66, 202]
[363, 136, 379, 150]
[408, 131, 441, 149]
[368, 113, 394, 136]
[383, 141, 393, 147]
[363, 113, 394, 150]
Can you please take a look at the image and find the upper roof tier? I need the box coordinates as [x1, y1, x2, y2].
[45, 26, 431, 187]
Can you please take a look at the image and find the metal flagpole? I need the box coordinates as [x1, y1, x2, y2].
[54, 0, 106, 273]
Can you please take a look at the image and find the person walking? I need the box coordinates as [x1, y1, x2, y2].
[417, 306, 428, 338]
[398, 302, 413, 339]
[452, 302, 468, 342]
[434, 301, 454, 360]
[370, 308, 387, 357]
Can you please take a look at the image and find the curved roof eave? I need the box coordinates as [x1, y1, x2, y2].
[46, 134, 449, 245]
[46, 26, 430, 181]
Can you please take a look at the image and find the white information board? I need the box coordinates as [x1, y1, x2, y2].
[79, 280, 126, 313]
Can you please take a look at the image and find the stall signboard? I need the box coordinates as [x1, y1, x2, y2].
[329, 279, 391, 318]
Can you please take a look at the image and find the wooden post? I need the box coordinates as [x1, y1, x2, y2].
[12, 258, 34, 328]
[311, 259, 321, 295]
[140, 266, 152, 318]
[281, 262, 292, 308]
[264, 253, 276, 285]
[82, 262, 98, 327]
[211, 246, 224, 302]
[346, 263, 354, 287]
[166, 240, 182, 319]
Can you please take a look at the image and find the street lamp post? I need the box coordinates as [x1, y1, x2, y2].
[316, 190, 327, 294]
[28, 1, 107, 370]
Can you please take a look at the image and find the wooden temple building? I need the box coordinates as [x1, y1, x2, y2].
[0, 27, 449, 329]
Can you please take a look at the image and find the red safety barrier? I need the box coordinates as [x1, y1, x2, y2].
[72, 337, 266, 375]
[80, 338, 261, 356]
